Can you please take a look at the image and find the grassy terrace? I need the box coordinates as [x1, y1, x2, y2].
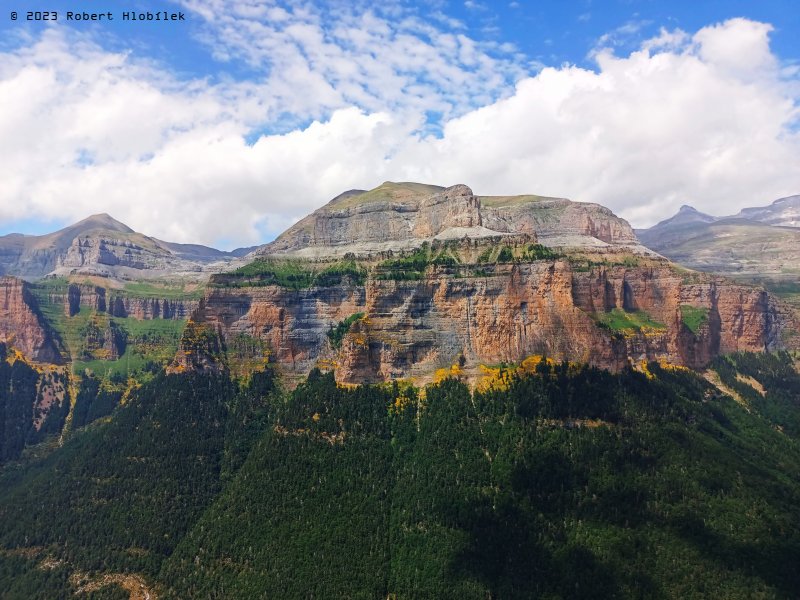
[760, 279, 800, 311]
[122, 280, 205, 300]
[213, 258, 367, 289]
[594, 308, 666, 333]
[477, 243, 560, 264]
[330, 181, 444, 209]
[29, 279, 186, 380]
[51, 307, 184, 379]
[375, 242, 563, 281]
[680, 305, 710, 334]
[478, 193, 561, 207]
[569, 255, 641, 272]
[214, 242, 566, 287]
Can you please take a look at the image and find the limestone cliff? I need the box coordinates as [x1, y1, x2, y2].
[53, 283, 198, 320]
[259, 182, 646, 258]
[183, 256, 798, 385]
[0, 276, 62, 363]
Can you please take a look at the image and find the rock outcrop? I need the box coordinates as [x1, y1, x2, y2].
[480, 195, 640, 247]
[259, 182, 647, 258]
[0, 276, 62, 363]
[186, 259, 798, 385]
[49, 283, 198, 320]
[0, 213, 243, 280]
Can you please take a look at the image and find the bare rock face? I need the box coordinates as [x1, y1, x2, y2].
[51, 283, 198, 320]
[0, 276, 62, 363]
[263, 183, 489, 256]
[187, 261, 797, 385]
[58, 236, 158, 270]
[259, 182, 644, 258]
[481, 198, 640, 247]
[0, 213, 241, 281]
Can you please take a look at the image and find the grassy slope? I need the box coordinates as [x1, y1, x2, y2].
[595, 307, 666, 332]
[479, 193, 563, 207]
[329, 181, 445, 210]
[30, 280, 187, 380]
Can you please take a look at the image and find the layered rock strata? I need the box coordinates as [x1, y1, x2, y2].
[0, 276, 62, 363]
[260, 182, 647, 258]
[48, 283, 198, 320]
[183, 261, 797, 385]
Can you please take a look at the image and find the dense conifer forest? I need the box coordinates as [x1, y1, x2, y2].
[1, 351, 800, 598]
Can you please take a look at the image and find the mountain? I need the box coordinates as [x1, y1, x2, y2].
[734, 194, 800, 227]
[637, 197, 800, 311]
[637, 204, 716, 239]
[3, 181, 800, 598]
[0, 213, 240, 280]
[169, 183, 797, 386]
[639, 218, 800, 276]
[260, 181, 646, 257]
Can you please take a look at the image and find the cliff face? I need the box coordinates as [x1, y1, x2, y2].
[0, 276, 62, 363]
[188, 261, 797, 384]
[481, 198, 640, 247]
[50, 284, 198, 320]
[58, 236, 164, 271]
[260, 182, 644, 258]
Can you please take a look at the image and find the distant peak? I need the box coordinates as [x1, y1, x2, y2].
[679, 205, 698, 212]
[71, 213, 135, 234]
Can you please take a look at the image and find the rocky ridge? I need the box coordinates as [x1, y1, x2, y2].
[734, 194, 800, 227]
[637, 198, 800, 311]
[0, 213, 243, 281]
[260, 182, 648, 258]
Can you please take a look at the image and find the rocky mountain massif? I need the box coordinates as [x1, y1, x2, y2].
[638, 196, 800, 310]
[0, 213, 247, 280]
[2, 181, 799, 458]
[261, 181, 646, 257]
[0, 182, 798, 392]
[179, 183, 798, 385]
[3, 182, 800, 599]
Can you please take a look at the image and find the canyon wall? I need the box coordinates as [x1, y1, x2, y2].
[0, 276, 62, 363]
[182, 261, 797, 384]
[46, 283, 198, 320]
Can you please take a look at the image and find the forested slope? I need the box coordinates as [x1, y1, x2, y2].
[1, 353, 799, 598]
[160, 358, 800, 598]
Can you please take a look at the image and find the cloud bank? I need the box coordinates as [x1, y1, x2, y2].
[0, 14, 798, 248]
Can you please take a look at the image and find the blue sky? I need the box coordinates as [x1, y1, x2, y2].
[1, 0, 799, 248]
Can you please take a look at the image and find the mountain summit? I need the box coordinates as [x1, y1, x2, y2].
[68, 213, 135, 235]
[637, 194, 800, 294]
[734, 194, 800, 227]
[260, 181, 645, 258]
[0, 214, 240, 280]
